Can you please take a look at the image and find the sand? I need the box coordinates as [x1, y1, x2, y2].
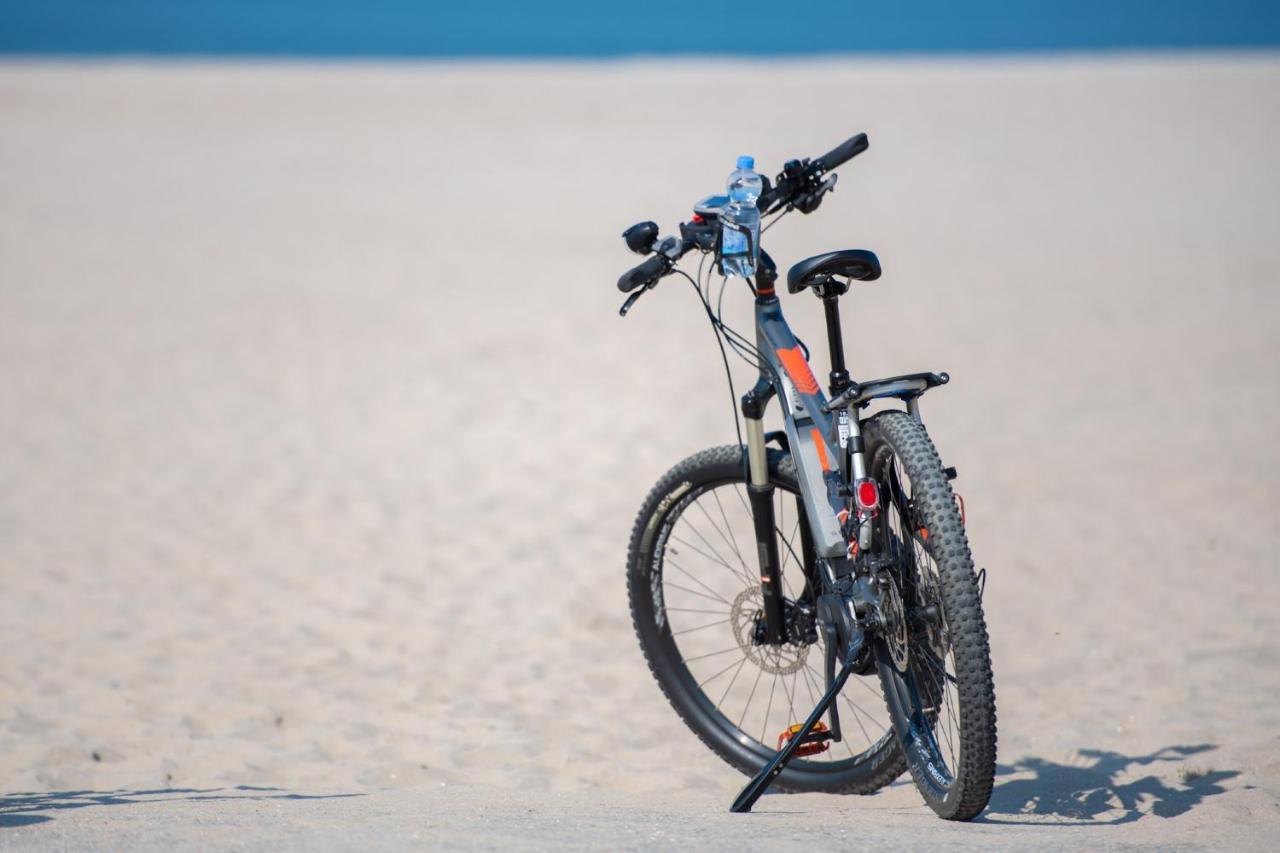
[0, 54, 1278, 848]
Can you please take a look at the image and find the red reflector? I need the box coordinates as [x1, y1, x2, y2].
[691, 214, 705, 223]
[856, 480, 879, 509]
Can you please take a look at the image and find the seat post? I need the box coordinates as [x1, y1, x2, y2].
[819, 284, 851, 396]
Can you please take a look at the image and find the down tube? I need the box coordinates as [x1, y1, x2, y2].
[754, 296, 846, 560]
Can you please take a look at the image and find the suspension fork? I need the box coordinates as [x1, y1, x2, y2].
[742, 378, 786, 645]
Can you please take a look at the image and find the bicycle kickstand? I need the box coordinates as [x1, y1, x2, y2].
[729, 638, 863, 813]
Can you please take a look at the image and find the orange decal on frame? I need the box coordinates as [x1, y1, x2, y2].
[776, 347, 820, 396]
[811, 428, 831, 472]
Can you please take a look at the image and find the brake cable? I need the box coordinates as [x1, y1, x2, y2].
[672, 267, 745, 451]
[760, 206, 790, 235]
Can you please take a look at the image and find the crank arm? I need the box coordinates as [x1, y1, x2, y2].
[822, 619, 842, 742]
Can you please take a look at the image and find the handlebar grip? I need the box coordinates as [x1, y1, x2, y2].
[617, 254, 669, 292]
[813, 132, 869, 172]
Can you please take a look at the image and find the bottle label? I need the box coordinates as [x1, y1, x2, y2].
[722, 226, 748, 257]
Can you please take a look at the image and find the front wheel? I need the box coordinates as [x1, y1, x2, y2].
[865, 411, 998, 820]
[627, 445, 906, 794]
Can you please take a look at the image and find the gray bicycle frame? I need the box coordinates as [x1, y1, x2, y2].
[737, 257, 947, 615]
[746, 296, 860, 559]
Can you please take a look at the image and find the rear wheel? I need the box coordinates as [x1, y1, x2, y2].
[627, 445, 905, 794]
[865, 412, 998, 820]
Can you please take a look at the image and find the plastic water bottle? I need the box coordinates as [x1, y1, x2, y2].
[721, 155, 762, 278]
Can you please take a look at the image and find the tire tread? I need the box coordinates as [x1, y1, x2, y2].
[864, 412, 998, 820]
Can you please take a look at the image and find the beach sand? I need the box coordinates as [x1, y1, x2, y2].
[1, 55, 1278, 848]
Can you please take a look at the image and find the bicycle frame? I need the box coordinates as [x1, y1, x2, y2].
[739, 254, 859, 633]
[736, 251, 947, 646]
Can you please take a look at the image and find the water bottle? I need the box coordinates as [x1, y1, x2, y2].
[721, 155, 762, 278]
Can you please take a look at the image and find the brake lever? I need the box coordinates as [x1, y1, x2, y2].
[619, 282, 653, 317]
[795, 173, 838, 214]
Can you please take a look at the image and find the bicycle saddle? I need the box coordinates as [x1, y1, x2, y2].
[787, 249, 881, 294]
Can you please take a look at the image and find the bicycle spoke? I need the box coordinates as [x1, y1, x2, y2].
[841, 690, 886, 748]
[940, 656, 960, 770]
[698, 654, 749, 689]
[710, 490, 751, 577]
[777, 519, 801, 571]
[771, 493, 797, 598]
[935, 685, 956, 762]
[738, 664, 766, 730]
[672, 618, 731, 637]
[665, 560, 732, 605]
[781, 670, 799, 734]
[775, 518, 803, 600]
[799, 660, 821, 710]
[663, 579, 731, 607]
[692, 498, 754, 585]
[672, 529, 749, 585]
[717, 656, 751, 707]
[850, 668, 891, 703]
[919, 647, 961, 775]
[761, 673, 779, 744]
[918, 647, 959, 686]
[683, 645, 742, 664]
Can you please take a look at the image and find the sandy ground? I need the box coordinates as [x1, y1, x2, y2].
[1, 55, 1278, 849]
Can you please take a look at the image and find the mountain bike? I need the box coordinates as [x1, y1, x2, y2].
[617, 133, 997, 819]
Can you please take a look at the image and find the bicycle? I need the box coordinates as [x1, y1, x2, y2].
[617, 133, 997, 819]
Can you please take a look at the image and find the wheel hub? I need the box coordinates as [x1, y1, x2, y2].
[878, 572, 910, 672]
[908, 546, 950, 661]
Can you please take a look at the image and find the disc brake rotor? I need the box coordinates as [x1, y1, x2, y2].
[729, 587, 808, 676]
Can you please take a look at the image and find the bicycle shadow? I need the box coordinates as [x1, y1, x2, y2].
[982, 744, 1239, 825]
[0, 785, 363, 829]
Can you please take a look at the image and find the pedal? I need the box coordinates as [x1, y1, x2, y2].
[777, 721, 832, 756]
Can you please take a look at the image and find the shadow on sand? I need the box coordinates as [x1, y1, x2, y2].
[0, 785, 363, 828]
[983, 743, 1239, 825]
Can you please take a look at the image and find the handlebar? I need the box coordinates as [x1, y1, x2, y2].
[617, 253, 669, 292]
[813, 132, 868, 173]
[617, 234, 691, 292]
[617, 131, 869, 301]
